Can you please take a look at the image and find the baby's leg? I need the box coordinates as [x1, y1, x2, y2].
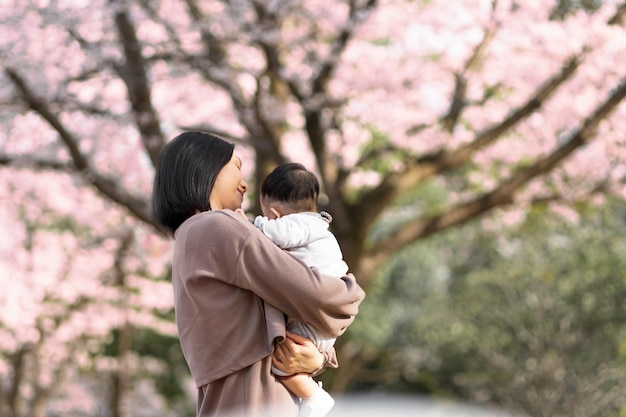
[281, 374, 334, 417]
[281, 373, 318, 399]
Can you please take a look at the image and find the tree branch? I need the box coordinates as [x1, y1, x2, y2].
[356, 3, 625, 233]
[0, 154, 71, 171]
[5, 68, 155, 229]
[184, 0, 226, 63]
[441, 15, 497, 132]
[295, 0, 379, 237]
[355, 48, 587, 230]
[364, 74, 626, 278]
[313, 0, 378, 94]
[111, 3, 166, 167]
[608, 2, 626, 25]
[6, 346, 31, 417]
[441, 72, 468, 133]
[181, 0, 284, 164]
[443, 50, 587, 164]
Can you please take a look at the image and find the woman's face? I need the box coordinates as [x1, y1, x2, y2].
[209, 154, 248, 210]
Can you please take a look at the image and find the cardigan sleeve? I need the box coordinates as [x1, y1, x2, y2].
[180, 210, 364, 338]
[235, 215, 365, 337]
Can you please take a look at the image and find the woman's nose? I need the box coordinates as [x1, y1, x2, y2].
[241, 180, 249, 192]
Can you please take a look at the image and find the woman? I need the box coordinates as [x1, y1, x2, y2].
[152, 131, 365, 417]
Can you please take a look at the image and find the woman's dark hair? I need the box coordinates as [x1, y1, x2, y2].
[261, 163, 319, 212]
[152, 131, 234, 236]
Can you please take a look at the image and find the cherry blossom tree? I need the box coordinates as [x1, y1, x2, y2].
[0, 169, 176, 416]
[1, 0, 626, 413]
[3, 0, 626, 282]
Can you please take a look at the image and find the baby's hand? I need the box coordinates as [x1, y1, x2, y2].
[235, 208, 247, 218]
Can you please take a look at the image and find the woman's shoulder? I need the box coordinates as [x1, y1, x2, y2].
[176, 210, 255, 239]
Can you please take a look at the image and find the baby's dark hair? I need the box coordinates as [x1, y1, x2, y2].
[261, 163, 319, 212]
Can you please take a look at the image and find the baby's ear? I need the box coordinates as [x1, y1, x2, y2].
[270, 207, 282, 219]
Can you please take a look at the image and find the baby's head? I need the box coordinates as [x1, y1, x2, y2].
[260, 163, 319, 219]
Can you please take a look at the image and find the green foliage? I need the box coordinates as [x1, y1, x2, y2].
[349, 199, 626, 416]
[100, 325, 193, 413]
[549, 0, 603, 20]
[17, 203, 92, 239]
[370, 37, 392, 47]
[367, 178, 450, 244]
[131, 328, 192, 409]
[359, 126, 406, 176]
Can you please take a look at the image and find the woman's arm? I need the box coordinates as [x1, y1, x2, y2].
[237, 219, 365, 337]
[187, 211, 365, 336]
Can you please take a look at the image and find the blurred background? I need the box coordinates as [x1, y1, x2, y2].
[1, 0, 626, 416]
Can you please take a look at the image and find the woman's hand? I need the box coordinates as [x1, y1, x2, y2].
[272, 332, 324, 375]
